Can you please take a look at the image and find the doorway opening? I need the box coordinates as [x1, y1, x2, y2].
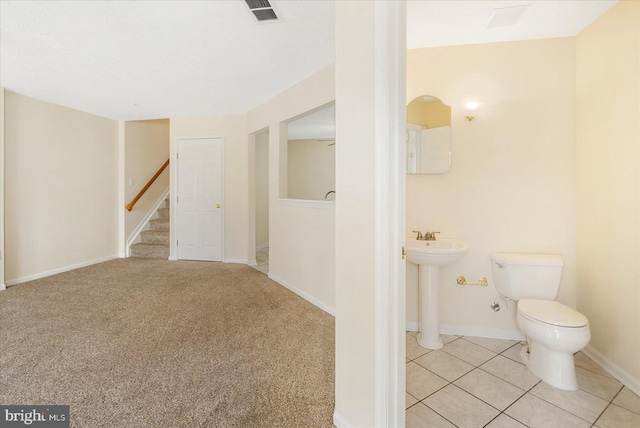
[253, 129, 269, 274]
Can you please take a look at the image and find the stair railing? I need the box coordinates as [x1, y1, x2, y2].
[126, 159, 170, 212]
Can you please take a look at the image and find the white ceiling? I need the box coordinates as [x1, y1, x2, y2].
[288, 104, 335, 140]
[406, 0, 617, 49]
[0, 0, 618, 121]
[0, 0, 335, 121]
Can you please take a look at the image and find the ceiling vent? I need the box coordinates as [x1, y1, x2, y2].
[487, 4, 530, 28]
[245, 0, 278, 22]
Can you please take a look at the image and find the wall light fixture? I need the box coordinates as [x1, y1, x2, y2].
[464, 101, 480, 121]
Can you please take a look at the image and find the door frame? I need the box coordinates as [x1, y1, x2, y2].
[170, 135, 225, 262]
[373, 1, 406, 425]
[247, 127, 270, 266]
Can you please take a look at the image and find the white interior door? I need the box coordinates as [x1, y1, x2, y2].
[177, 138, 223, 261]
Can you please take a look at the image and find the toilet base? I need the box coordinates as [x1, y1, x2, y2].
[522, 342, 578, 391]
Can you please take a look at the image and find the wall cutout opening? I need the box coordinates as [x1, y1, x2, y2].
[283, 103, 335, 201]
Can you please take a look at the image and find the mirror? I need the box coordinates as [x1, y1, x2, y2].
[285, 103, 335, 201]
[406, 95, 452, 174]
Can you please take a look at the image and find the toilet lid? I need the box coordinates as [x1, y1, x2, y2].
[518, 300, 588, 328]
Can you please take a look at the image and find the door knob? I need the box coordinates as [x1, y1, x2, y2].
[216, 204, 221, 208]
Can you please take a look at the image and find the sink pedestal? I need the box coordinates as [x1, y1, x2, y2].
[405, 237, 469, 351]
[417, 265, 443, 350]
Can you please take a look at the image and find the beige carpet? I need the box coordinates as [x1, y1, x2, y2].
[0, 259, 335, 427]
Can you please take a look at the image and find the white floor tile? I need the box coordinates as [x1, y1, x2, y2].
[441, 334, 459, 345]
[505, 393, 591, 428]
[423, 384, 500, 428]
[501, 343, 526, 364]
[406, 402, 456, 428]
[463, 336, 518, 354]
[406, 333, 431, 360]
[406, 392, 419, 409]
[485, 414, 527, 428]
[530, 380, 609, 423]
[443, 338, 497, 366]
[595, 404, 640, 428]
[574, 352, 615, 379]
[414, 350, 475, 382]
[254, 264, 268, 274]
[454, 369, 525, 411]
[575, 366, 622, 401]
[407, 334, 634, 428]
[613, 387, 640, 415]
[406, 361, 448, 400]
[480, 355, 540, 391]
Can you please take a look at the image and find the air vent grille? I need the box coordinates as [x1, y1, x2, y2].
[245, 0, 278, 22]
[246, 0, 271, 9]
[487, 5, 530, 28]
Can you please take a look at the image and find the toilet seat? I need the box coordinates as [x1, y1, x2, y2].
[518, 299, 588, 328]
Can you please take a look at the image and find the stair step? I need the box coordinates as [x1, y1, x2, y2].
[140, 230, 170, 244]
[130, 243, 169, 258]
[149, 219, 170, 231]
[157, 207, 169, 219]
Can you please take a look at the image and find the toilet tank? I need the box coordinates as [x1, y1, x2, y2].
[491, 253, 563, 301]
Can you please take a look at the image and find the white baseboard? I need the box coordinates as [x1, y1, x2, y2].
[332, 411, 352, 428]
[440, 325, 526, 341]
[0, 283, 6, 291]
[256, 242, 269, 251]
[168, 256, 178, 261]
[5, 254, 120, 287]
[247, 259, 258, 266]
[268, 273, 336, 317]
[405, 321, 525, 341]
[223, 258, 252, 264]
[406, 321, 419, 332]
[582, 345, 640, 396]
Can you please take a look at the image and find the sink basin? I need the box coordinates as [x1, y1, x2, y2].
[406, 237, 469, 349]
[406, 238, 470, 266]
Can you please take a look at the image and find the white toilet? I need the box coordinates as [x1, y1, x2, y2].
[491, 252, 590, 391]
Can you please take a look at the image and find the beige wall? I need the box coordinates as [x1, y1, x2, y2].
[406, 38, 577, 337]
[169, 115, 249, 262]
[247, 65, 335, 312]
[576, 0, 640, 387]
[4, 91, 119, 283]
[287, 139, 335, 200]
[255, 130, 269, 249]
[124, 119, 170, 240]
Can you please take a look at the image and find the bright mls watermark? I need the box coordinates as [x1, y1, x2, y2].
[0, 406, 69, 427]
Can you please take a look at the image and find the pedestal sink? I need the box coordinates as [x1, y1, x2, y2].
[406, 238, 470, 349]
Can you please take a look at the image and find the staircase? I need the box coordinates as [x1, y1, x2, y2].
[130, 196, 170, 258]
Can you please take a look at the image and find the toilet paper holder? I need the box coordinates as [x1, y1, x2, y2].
[457, 276, 488, 286]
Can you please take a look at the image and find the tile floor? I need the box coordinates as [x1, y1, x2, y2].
[251, 246, 269, 275]
[406, 332, 640, 428]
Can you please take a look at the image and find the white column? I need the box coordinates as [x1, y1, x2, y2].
[334, 1, 406, 427]
[0, 87, 6, 290]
